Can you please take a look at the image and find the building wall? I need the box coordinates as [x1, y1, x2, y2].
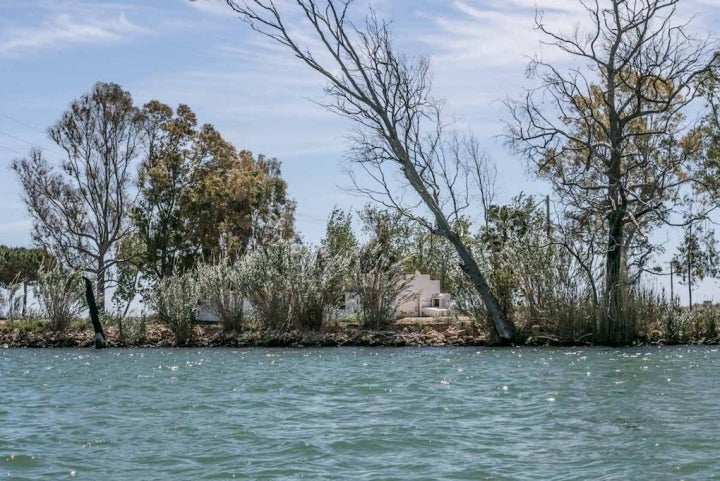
[334, 273, 453, 320]
[396, 273, 442, 317]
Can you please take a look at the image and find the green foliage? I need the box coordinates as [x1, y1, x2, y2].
[133, 101, 199, 280]
[195, 261, 245, 332]
[238, 242, 295, 330]
[102, 313, 147, 345]
[112, 234, 146, 315]
[359, 205, 414, 260]
[404, 227, 459, 294]
[450, 194, 602, 341]
[322, 207, 357, 259]
[0, 245, 51, 286]
[36, 264, 85, 332]
[133, 102, 297, 282]
[156, 272, 200, 344]
[239, 241, 350, 331]
[659, 303, 720, 343]
[185, 144, 296, 260]
[688, 76, 720, 205]
[671, 222, 719, 287]
[0, 246, 53, 319]
[353, 242, 410, 330]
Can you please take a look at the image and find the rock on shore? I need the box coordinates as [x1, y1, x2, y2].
[0, 320, 490, 348]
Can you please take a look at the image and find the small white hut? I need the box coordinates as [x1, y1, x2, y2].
[337, 272, 452, 320]
[396, 272, 452, 318]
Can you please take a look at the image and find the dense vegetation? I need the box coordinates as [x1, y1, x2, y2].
[3, 0, 720, 346]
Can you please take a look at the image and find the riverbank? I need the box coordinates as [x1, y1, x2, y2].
[0, 318, 495, 348]
[3, 317, 719, 348]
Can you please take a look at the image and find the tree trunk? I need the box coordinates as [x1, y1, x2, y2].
[599, 75, 634, 346]
[602, 214, 622, 344]
[83, 277, 107, 349]
[399, 153, 515, 344]
[600, 206, 635, 346]
[96, 262, 106, 314]
[22, 283, 27, 318]
[447, 231, 515, 344]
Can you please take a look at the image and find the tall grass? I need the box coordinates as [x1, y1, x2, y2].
[36, 264, 85, 332]
[195, 261, 245, 332]
[156, 272, 199, 344]
[239, 241, 350, 330]
[154, 240, 410, 334]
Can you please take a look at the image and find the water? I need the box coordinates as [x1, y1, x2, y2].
[1, 347, 718, 480]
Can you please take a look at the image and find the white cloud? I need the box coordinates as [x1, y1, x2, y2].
[420, 0, 588, 69]
[187, 0, 240, 17]
[0, 12, 148, 57]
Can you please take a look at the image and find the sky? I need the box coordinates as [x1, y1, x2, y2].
[1, 0, 719, 302]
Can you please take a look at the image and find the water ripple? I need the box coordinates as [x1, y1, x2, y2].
[1, 346, 719, 479]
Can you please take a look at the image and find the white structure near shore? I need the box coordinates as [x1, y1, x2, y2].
[396, 272, 451, 318]
[194, 272, 452, 323]
[339, 272, 452, 320]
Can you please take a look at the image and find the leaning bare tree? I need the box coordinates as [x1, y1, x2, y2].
[13, 82, 140, 311]
[507, 0, 717, 345]
[225, 0, 515, 342]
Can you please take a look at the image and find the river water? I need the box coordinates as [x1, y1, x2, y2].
[1, 347, 718, 480]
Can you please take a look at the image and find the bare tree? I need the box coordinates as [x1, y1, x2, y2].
[13, 82, 140, 311]
[507, 0, 717, 344]
[225, 0, 515, 342]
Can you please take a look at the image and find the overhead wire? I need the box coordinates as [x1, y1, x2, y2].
[0, 117, 63, 156]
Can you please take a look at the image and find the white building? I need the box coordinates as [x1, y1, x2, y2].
[338, 272, 452, 320]
[396, 272, 452, 318]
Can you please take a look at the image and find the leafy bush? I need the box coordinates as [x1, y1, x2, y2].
[36, 264, 85, 332]
[102, 312, 148, 344]
[238, 242, 295, 330]
[353, 243, 410, 330]
[156, 272, 199, 344]
[239, 241, 351, 330]
[195, 261, 245, 332]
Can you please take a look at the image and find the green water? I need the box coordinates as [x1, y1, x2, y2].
[1, 347, 718, 480]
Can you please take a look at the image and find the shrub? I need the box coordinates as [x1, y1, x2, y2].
[353, 243, 410, 330]
[36, 264, 85, 332]
[239, 241, 351, 330]
[156, 273, 199, 344]
[239, 242, 295, 330]
[195, 261, 245, 332]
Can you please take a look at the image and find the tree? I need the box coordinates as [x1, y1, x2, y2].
[134, 104, 297, 279]
[0, 245, 52, 317]
[133, 100, 199, 281]
[13, 82, 141, 311]
[507, 0, 717, 345]
[671, 221, 719, 309]
[353, 240, 410, 330]
[183, 127, 296, 261]
[226, 0, 515, 343]
[322, 207, 358, 260]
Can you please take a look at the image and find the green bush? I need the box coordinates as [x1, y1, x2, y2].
[195, 261, 245, 332]
[36, 265, 85, 332]
[353, 243, 410, 330]
[156, 272, 199, 344]
[239, 241, 350, 331]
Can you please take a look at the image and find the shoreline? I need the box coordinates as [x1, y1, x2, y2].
[0, 321, 491, 349]
[1, 320, 717, 348]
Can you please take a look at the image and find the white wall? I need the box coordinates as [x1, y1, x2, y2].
[397, 273, 442, 317]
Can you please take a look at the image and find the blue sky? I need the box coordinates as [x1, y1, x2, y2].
[1, 0, 719, 300]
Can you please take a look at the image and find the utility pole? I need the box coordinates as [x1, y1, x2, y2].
[688, 223, 693, 311]
[670, 261, 674, 307]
